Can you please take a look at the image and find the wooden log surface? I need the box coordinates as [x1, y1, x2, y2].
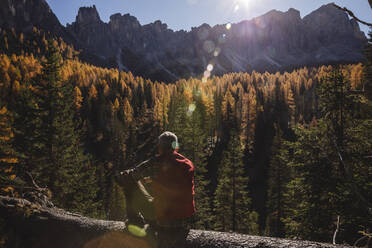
[0, 196, 350, 248]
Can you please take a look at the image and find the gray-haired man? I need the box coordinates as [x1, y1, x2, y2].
[117, 131, 196, 248]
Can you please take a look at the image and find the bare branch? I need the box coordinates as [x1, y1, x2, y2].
[332, 3, 372, 27]
[353, 236, 368, 247]
[333, 140, 372, 208]
[26, 172, 40, 189]
[333, 215, 340, 245]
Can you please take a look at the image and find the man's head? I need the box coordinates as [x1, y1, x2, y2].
[157, 131, 178, 155]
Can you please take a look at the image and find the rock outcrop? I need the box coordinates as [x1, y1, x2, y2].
[0, 0, 75, 43]
[0, 1, 367, 83]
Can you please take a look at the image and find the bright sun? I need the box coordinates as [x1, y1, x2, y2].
[239, 0, 250, 4]
[234, 0, 250, 12]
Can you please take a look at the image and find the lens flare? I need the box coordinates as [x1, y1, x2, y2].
[204, 70, 211, 78]
[218, 34, 226, 44]
[187, 103, 196, 117]
[226, 23, 231, 30]
[207, 64, 214, 72]
[188, 103, 196, 112]
[214, 47, 221, 57]
[127, 225, 147, 238]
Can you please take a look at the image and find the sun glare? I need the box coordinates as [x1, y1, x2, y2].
[238, 0, 250, 7]
[232, 0, 251, 14]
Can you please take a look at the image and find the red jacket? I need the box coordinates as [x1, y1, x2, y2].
[152, 151, 195, 221]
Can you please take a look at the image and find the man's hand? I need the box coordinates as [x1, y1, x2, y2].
[120, 169, 134, 177]
[115, 169, 134, 187]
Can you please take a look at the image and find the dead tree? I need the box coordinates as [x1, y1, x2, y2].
[0, 195, 352, 248]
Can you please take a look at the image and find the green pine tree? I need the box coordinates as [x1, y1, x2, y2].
[12, 80, 43, 183]
[265, 124, 289, 238]
[185, 100, 212, 230]
[14, 40, 99, 216]
[281, 123, 337, 241]
[213, 130, 258, 234]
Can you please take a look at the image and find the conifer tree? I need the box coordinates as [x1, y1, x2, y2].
[0, 104, 18, 195]
[15, 40, 99, 216]
[213, 130, 258, 234]
[103, 102, 128, 211]
[167, 91, 188, 137]
[265, 125, 289, 238]
[281, 123, 338, 242]
[287, 88, 296, 127]
[12, 81, 42, 182]
[184, 99, 212, 230]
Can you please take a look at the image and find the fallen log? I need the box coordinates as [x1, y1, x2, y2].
[0, 196, 350, 248]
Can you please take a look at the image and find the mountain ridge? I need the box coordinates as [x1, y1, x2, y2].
[0, 0, 367, 83]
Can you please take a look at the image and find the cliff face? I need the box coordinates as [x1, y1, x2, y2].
[0, 0, 75, 43]
[0, 0, 58, 32]
[0, 1, 367, 82]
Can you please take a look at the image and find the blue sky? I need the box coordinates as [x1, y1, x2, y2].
[46, 0, 371, 35]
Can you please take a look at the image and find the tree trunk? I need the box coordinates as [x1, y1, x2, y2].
[0, 196, 350, 248]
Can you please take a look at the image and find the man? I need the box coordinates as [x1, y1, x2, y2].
[117, 131, 195, 248]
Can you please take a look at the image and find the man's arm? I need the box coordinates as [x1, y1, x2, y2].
[119, 157, 157, 181]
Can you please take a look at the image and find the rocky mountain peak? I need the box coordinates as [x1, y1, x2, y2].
[109, 13, 139, 24]
[0, 0, 74, 41]
[109, 13, 140, 31]
[255, 8, 301, 26]
[142, 20, 169, 33]
[303, 3, 365, 44]
[260, 9, 282, 19]
[304, 3, 348, 22]
[76, 5, 102, 25]
[286, 8, 301, 20]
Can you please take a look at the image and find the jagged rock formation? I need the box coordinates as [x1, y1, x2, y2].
[65, 3, 366, 82]
[0, 195, 350, 248]
[0, 0, 367, 82]
[0, 0, 75, 43]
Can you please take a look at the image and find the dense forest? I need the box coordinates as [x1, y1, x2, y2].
[0, 27, 371, 246]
